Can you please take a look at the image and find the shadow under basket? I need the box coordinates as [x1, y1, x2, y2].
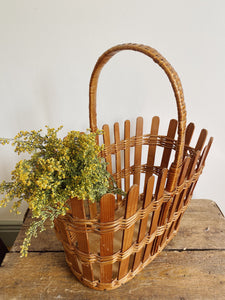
[54, 43, 213, 290]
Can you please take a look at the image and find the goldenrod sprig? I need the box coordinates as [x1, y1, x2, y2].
[0, 126, 126, 256]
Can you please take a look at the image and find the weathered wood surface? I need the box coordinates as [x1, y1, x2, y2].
[1, 251, 225, 300]
[1, 199, 225, 299]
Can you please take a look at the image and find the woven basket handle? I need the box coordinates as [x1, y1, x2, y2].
[89, 43, 186, 185]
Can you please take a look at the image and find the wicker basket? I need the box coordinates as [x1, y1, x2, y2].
[54, 43, 213, 290]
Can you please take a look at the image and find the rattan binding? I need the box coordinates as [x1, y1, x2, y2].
[54, 43, 213, 290]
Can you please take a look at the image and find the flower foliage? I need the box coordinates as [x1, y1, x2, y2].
[0, 126, 123, 256]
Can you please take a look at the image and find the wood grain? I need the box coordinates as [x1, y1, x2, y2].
[144, 116, 159, 189]
[133, 117, 143, 187]
[114, 122, 122, 204]
[1, 250, 225, 300]
[132, 176, 155, 271]
[118, 185, 139, 280]
[70, 198, 94, 282]
[143, 169, 168, 261]
[124, 120, 131, 193]
[100, 193, 115, 283]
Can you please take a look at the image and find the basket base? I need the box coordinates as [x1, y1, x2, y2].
[63, 228, 178, 291]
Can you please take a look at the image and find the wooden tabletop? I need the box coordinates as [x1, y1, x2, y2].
[1, 199, 225, 299]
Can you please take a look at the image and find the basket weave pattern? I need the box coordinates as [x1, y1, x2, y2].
[54, 44, 213, 290]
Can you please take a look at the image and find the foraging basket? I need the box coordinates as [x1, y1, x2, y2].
[54, 44, 213, 290]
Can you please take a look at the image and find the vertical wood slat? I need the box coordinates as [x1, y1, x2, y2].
[70, 198, 94, 282]
[144, 116, 160, 188]
[100, 194, 115, 283]
[157, 156, 191, 248]
[114, 122, 122, 204]
[88, 201, 97, 219]
[166, 129, 209, 237]
[142, 169, 168, 262]
[183, 129, 208, 203]
[133, 117, 143, 187]
[124, 120, 131, 193]
[55, 219, 81, 275]
[185, 122, 195, 146]
[149, 119, 177, 252]
[174, 136, 213, 234]
[183, 122, 195, 158]
[183, 137, 213, 207]
[118, 185, 139, 280]
[195, 129, 208, 151]
[132, 176, 155, 271]
[198, 137, 213, 168]
[170, 151, 201, 235]
[160, 119, 178, 169]
[102, 124, 112, 174]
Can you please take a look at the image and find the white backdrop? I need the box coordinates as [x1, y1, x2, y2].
[0, 0, 224, 221]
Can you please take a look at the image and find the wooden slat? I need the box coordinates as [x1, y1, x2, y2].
[183, 131, 210, 208]
[124, 120, 131, 193]
[142, 169, 168, 262]
[100, 193, 115, 283]
[197, 137, 213, 169]
[102, 124, 112, 174]
[172, 136, 211, 233]
[70, 198, 94, 282]
[132, 176, 155, 271]
[54, 218, 81, 275]
[184, 137, 213, 207]
[114, 122, 122, 204]
[133, 117, 143, 187]
[118, 185, 139, 280]
[185, 122, 195, 146]
[156, 157, 191, 249]
[195, 128, 207, 151]
[160, 119, 177, 169]
[183, 122, 195, 159]
[170, 151, 201, 234]
[88, 201, 97, 219]
[144, 116, 160, 188]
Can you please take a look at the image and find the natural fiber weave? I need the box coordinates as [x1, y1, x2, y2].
[54, 43, 213, 290]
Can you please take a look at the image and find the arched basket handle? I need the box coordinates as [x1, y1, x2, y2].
[89, 43, 187, 188]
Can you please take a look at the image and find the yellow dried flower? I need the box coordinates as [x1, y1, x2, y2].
[0, 126, 125, 257]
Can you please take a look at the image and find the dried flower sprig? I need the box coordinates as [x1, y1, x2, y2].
[0, 126, 126, 256]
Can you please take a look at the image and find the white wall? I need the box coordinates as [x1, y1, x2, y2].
[0, 0, 224, 221]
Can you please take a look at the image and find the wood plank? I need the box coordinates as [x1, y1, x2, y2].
[132, 175, 155, 271]
[1, 250, 225, 299]
[144, 116, 159, 189]
[118, 185, 139, 280]
[100, 193, 115, 283]
[133, 117, 143, 187]
[124, 120, 131, 193]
